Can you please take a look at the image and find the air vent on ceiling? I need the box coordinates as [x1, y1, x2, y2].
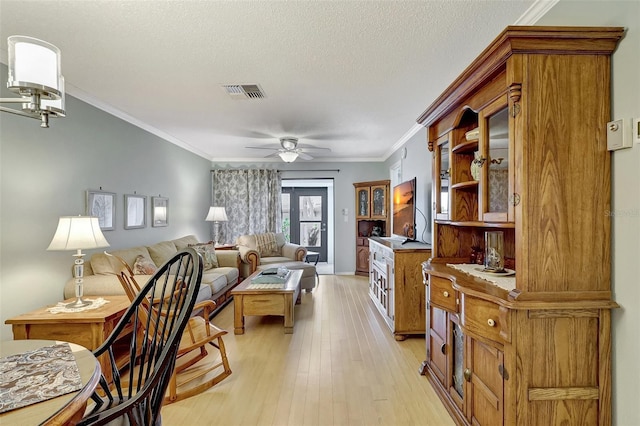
[221, 84, 266, 100]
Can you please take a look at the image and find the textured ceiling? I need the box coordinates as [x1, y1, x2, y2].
[0, 0, 538, 162]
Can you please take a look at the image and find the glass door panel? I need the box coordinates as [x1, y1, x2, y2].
[299, 195, 322, 247]
[479, 98, 510, 222]
[488, 108, 509, 214]
[435, 134, 450, 220]
[356, 188, 370, 218]
[281, 193, 291, 242]
[371, 185, 387, 218]
[282, 188, 328, 261]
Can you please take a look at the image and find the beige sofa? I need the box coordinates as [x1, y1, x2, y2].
[64, 235, 240, 315]
[236, 232, 316, 291]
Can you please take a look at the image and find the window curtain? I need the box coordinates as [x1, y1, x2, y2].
[211, 169, 282, 244]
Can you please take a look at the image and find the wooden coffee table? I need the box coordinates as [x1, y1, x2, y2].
[231, 269, 302, 334]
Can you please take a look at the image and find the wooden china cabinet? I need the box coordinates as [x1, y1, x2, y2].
[353, 180, 390, 275]
[418, 26, 623, 425]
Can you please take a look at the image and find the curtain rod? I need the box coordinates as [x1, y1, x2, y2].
[280, 169, 340, 173]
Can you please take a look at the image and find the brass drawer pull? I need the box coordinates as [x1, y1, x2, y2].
[443, 291, 449, 298]
[487, 318, 496, 327]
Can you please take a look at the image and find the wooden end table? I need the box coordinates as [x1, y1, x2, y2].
[231, 269, 302, 334]
[5, 296, 132, 384]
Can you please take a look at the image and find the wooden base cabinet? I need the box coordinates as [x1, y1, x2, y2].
[418, 27, 623, 425]
[368, 237, 431, 340]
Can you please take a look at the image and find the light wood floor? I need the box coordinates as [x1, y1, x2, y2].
[161, 274, 454, 426]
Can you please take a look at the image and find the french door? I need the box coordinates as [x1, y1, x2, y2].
[281, 187, 328, 261]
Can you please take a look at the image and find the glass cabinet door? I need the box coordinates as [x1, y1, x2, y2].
[479, 99, 511, 222]
[370, 185, 387, 219]
[356, 187, 370, 218]
[435, 134, 450, 220]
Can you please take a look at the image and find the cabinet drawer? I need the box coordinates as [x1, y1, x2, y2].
[430, 276, 457, 312]
[461, 295, 508, 343]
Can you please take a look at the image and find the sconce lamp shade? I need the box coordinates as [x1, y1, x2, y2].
[278, 151, 299, 163]
[47, 216, 110, 251]
[2, 35, 66, 127]
[205, 207, 228, 222]
[8, 36, 61, 92]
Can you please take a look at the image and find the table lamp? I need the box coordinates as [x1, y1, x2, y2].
[205, 206, 228, 246]
[47, 216, 110, 308]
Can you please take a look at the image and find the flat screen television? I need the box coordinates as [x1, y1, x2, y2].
[392, 177, 416, 242]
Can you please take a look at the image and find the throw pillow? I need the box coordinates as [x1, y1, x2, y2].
[189, 243, 219, 270]
[133, 255, 158, 275]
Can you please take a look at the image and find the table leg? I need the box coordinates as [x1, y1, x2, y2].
[283, 293, 294, 334]
[233, 295, 245, 335]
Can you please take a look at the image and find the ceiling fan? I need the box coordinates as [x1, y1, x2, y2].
[245, 137, 331, 162]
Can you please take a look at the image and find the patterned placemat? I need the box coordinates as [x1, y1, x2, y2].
[247, 283, 285, 289]
[0, 343, 82, 413]
[46, 297, 109, 314]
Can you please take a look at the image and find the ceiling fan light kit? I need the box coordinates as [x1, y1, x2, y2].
[278, 151, 299, 162]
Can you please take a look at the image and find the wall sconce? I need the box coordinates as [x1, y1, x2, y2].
[205, 206, 228, 246]
[0, 36, 66, 128]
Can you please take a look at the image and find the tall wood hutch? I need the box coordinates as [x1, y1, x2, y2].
[353, 180, 390, 276]
[418, 27, 623, 425]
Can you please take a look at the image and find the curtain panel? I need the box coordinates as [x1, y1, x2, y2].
[211, 169, 282, 244]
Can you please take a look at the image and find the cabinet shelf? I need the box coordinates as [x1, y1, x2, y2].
[452, 140, 478, 154]
[450, 180, 478, 191]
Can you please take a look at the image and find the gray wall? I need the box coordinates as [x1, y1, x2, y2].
[538, 2, 640, 424]
[385, 127, 433, 244]
[211, 161, 388, 274]
[0, 68, 212, 341]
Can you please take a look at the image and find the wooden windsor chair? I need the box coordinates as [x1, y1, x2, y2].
[77, 248, 202, 425]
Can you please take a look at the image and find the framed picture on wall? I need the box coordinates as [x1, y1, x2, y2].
[124, 194, 147, 229]
[86, 190, 116, 231]
[152, 196, 169, 227]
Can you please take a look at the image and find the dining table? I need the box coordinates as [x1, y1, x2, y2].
[0, 339, 101, 425]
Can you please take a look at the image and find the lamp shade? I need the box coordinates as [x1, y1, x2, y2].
[47, 216, 110, 251]
[205, 207, 228, 222]
[8, 35, 62, 96]
[279, 151, 299, 163]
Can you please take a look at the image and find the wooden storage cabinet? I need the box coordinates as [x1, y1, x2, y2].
[419, 26, 623, 425]
[368, 237, 430, 340]
[423, 272, 506, 426]
[353, 180, 390, 276]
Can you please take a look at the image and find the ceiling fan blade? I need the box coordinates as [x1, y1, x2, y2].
[245, 145, 281, 150]
[298, 152, 314, 160]
[299, 144, 332, 152]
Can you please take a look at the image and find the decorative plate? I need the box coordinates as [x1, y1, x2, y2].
[474, 267, 515, 276]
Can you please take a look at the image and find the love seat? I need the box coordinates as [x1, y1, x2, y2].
[63, 235, 240, 315]
[236, 232, 316, 291]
